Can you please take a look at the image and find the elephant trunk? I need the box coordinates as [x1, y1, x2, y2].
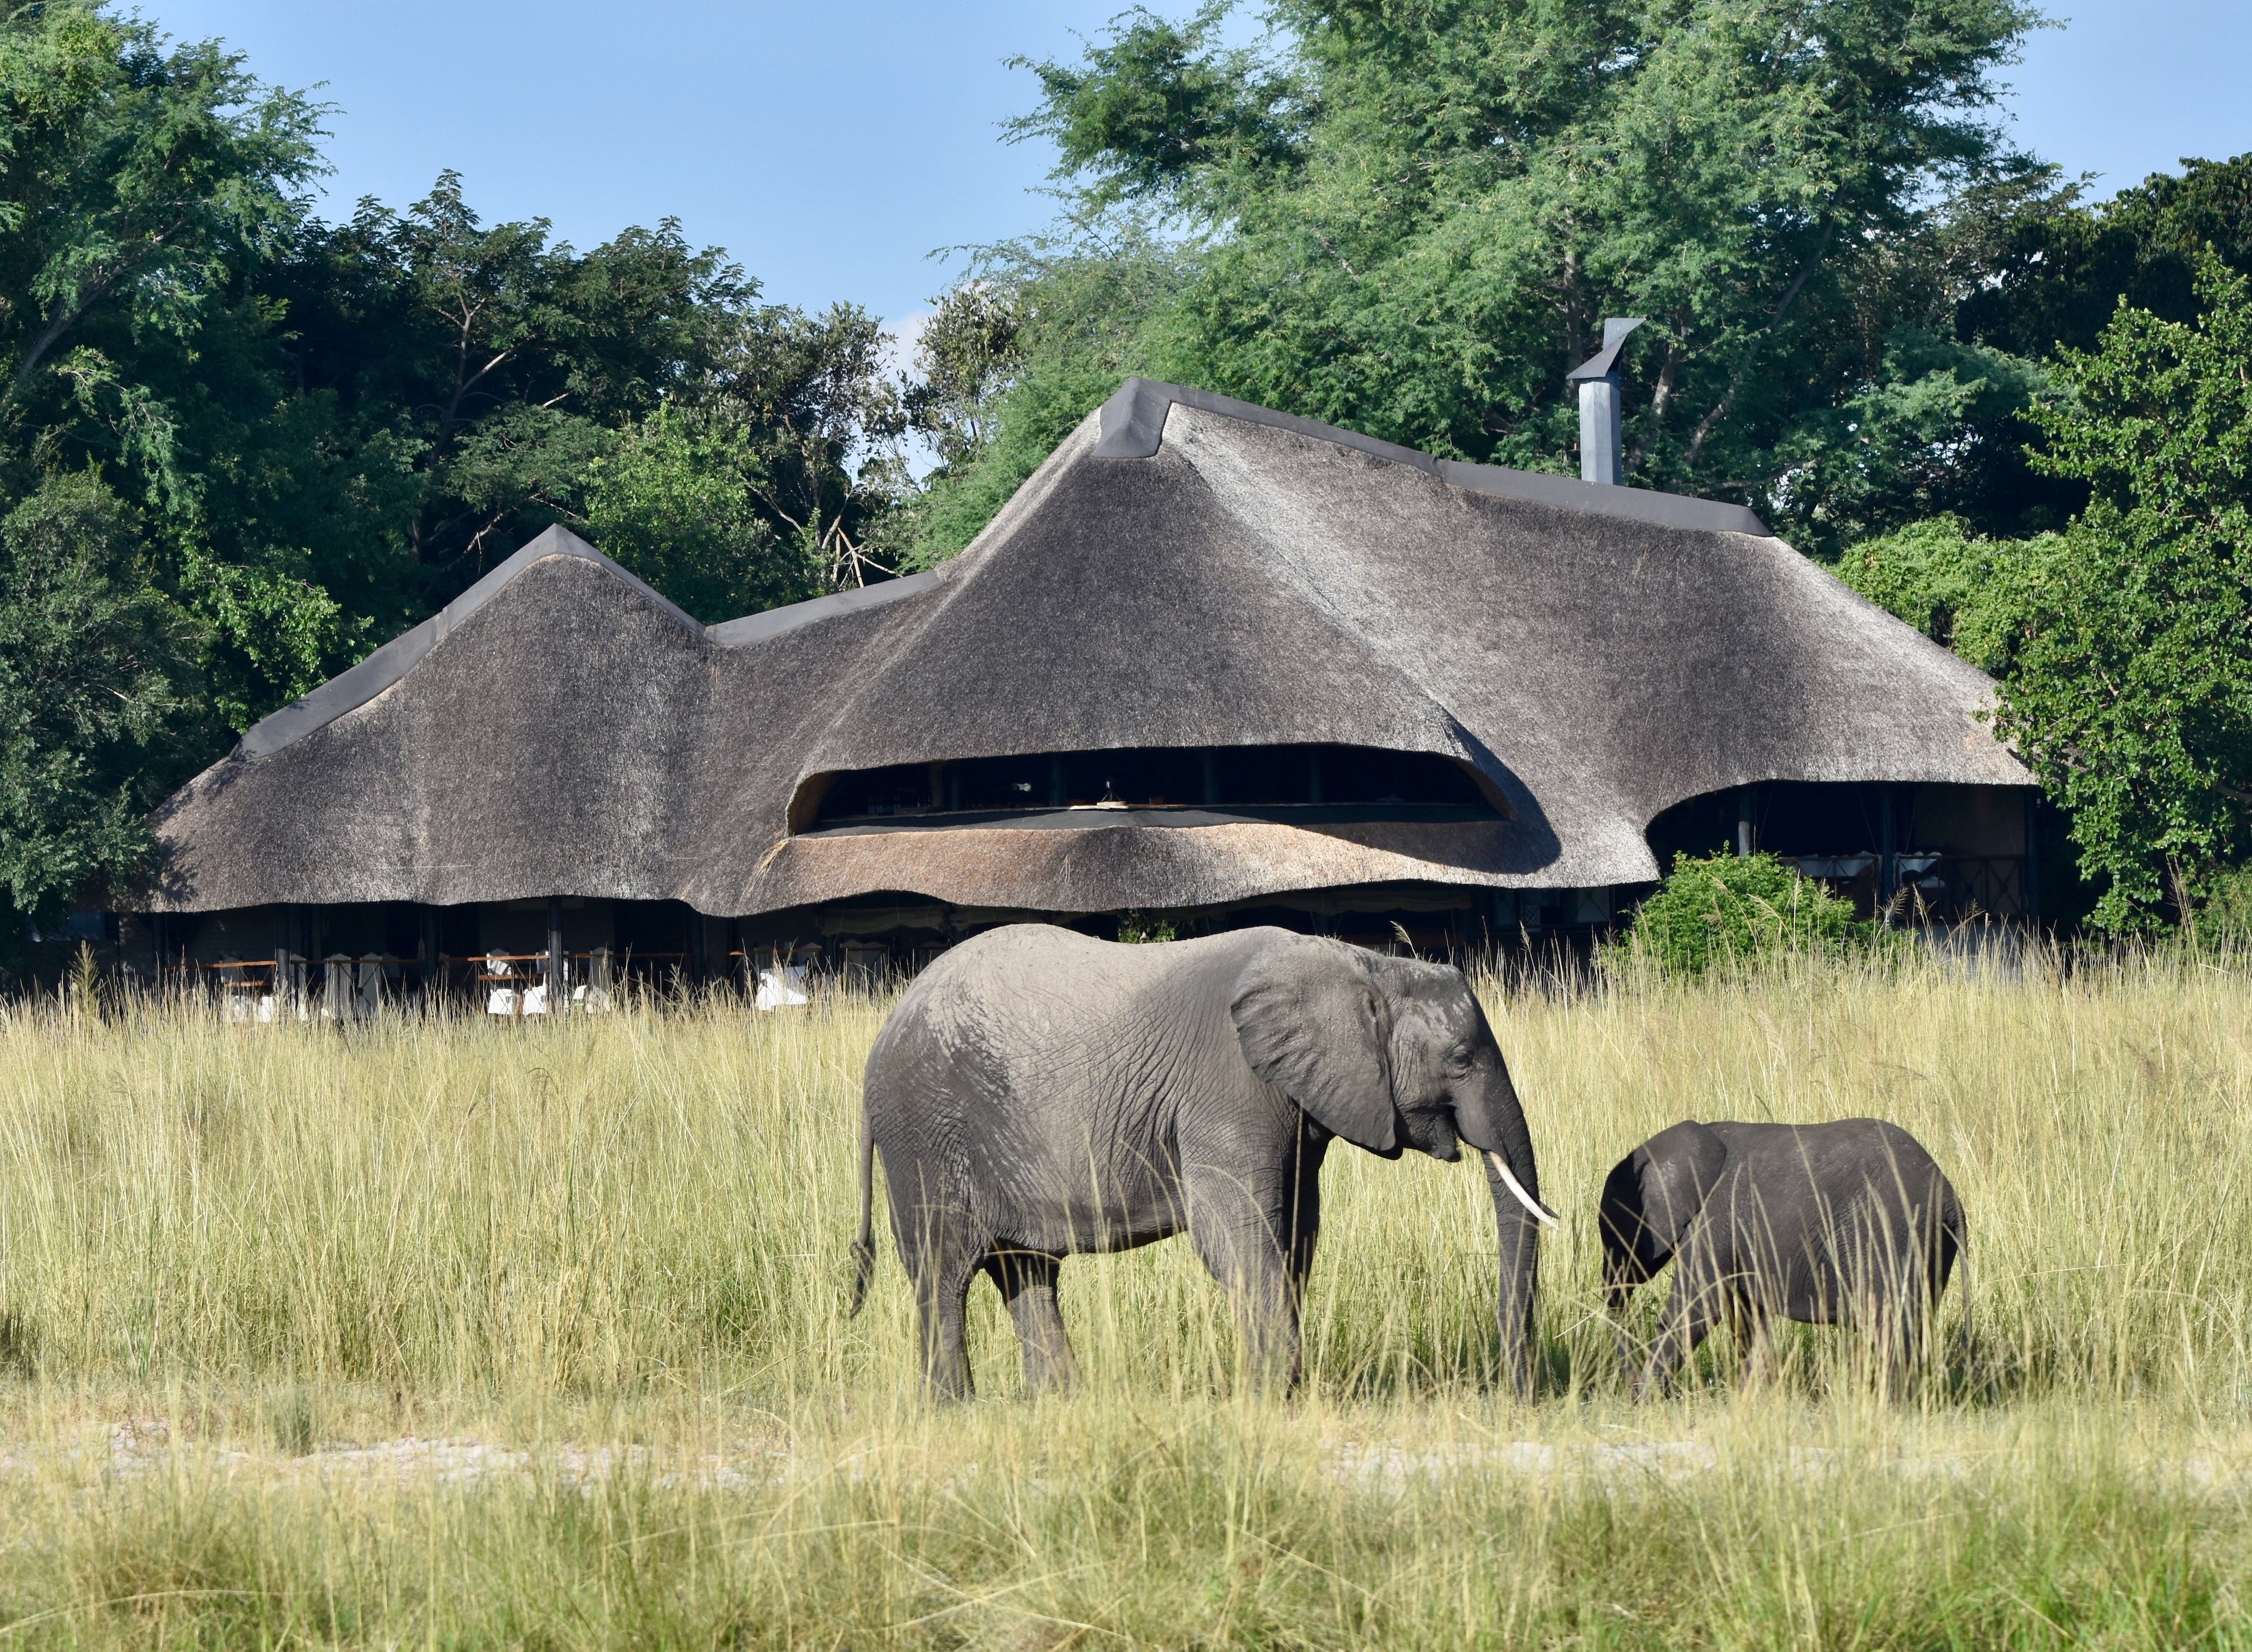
[1454, 1068, 1551, 1399]
[1486, 1167, 1543, 1398]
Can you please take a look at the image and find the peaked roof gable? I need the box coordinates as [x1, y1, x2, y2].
[237, 526, 702, 760]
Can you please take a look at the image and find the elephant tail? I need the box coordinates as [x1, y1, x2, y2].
[848, 1119, 878, 1317]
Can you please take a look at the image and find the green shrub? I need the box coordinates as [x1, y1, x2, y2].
[1115, 909, 1177, 943]
[2193, 865, 2252, 943]
[1623, 852, 1871, 975]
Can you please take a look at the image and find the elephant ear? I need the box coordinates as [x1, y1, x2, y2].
[1230, 937, 1397, 1152]
[1603, 1120, 1728, 1275]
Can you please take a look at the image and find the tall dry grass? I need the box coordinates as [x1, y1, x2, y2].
[0, 946, 2245, 1644]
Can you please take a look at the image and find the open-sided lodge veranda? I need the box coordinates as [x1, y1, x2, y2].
[110, 380, 2039, 1014]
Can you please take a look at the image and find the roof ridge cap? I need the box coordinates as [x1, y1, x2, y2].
[1096, 378, 1436, 471]
[1097, 377, 1772, 537]
[705, 571, 941, 649]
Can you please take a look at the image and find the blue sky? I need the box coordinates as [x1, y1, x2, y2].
[144, 0, 2252, 334]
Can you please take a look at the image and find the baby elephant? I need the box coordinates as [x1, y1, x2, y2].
[1600, 1118, 1963, 1395]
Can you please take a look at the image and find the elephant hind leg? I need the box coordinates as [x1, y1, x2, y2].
[1868, 1292, 1930, 1402]
[915, 1246, 986, 1401]
[1603, 1277, 1643, 1393]
[987, 1248, 1076, 1396]
[895, 1201, 988, 1402]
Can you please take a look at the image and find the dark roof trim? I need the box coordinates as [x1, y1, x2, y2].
[235, 526, 699, 762]
[1096, 378, 1438, 471]
[1433, 459, 1770, 536]
[705, 571, 940, 648]
[1094, 376, 1771, 537]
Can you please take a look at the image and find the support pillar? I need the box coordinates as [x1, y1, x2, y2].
[547, 896, 565, 1013]
[1735, 785, 1755, 857]
[2025, 793, 2043, 925]
[1879, 789, 1898, 912]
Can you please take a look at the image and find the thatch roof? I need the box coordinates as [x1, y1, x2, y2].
[140, 379, 2029, 916]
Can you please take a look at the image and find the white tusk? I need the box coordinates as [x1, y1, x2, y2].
[1485, 1150, 1560, 1229]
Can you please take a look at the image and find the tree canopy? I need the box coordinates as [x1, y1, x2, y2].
[1839, 156, 2252, 928]
[917, 0, 2049, 558]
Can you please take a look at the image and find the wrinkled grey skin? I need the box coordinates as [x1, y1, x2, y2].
[1601, 1118, 1965, 1396]
[850, 924, 1549, 1399]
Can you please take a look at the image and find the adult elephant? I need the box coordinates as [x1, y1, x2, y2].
[1599, 1118, 1964, 1395]
[848, 925, 1556, 1399]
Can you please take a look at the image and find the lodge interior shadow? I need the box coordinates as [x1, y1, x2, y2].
[795, 742, 1563, 877]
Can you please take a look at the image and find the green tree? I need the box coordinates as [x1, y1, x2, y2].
[690, 302, 910, 591]
[1980, 256, 2252, 930]
[1961, 153, 2252, 364]
[0, 1, 321, 411]
[582, 301, 915, 616]
[0, 0, 352, 729]
[905, 283, 1023, 477]
[1770, 329, 2052, 550]
[271, 176, 755, 606]
[1836, 513, 2060, 678]
[0, 473, 200, 930]
[274, 181, 914, 623]
[1933, 152, 2252, 541]
[582, 409, 818, 623]
[966, 0, 2043, 557]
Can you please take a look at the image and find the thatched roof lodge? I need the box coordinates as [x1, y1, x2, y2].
[121, 378, 2035, 1001]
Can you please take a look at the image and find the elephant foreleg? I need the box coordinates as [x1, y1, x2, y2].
[1640, 1262, 1723, 1399]
[1186, 1169, 1303, 1394]
[1731, 1300, 1775, 1388]
[1604, 1279, 1641, 1391]
[989, 1248, 1076, 1395]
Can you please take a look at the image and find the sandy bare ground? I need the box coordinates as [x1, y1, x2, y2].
[28, 1422, 2244, 1498]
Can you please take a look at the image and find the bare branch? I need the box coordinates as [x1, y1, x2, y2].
[1624, 338, 1678, 474]
[1684, 226, 1835, 466]
[7, 276, 113, 399]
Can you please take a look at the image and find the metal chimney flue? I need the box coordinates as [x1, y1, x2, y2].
[1566, 317, 1645, 486]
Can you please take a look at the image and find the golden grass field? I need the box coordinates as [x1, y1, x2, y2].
[0, 945, 2247, 1645]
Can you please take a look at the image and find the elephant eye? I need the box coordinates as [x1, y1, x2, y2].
[1446, 1042, 1474, 1073]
